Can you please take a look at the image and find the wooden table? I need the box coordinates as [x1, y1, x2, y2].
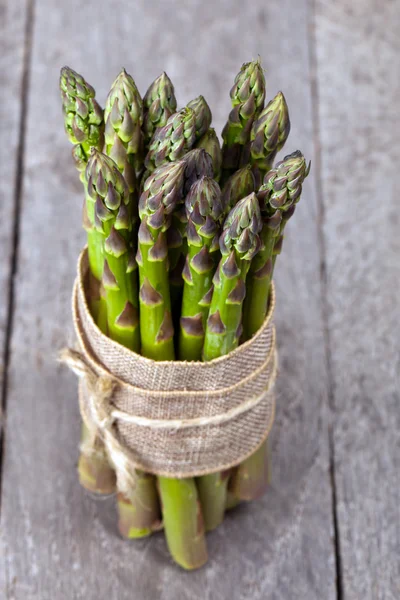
[0, 1, 399, 598]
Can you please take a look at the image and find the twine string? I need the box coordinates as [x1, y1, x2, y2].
[59, 348, 138, 498]
[59, 347, 278, 431]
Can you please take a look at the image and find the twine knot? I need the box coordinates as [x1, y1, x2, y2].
[92, 376, 115, 429]
[58, 348, 116, 431]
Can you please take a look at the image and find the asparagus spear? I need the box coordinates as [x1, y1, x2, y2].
[60, 67, 105, 283]
[60, 66, 104, 176]
[138, 161, 207, 568]
[199, 193, 262, 531]
[179, 176, 223, 361]
[221, 59, 266, 183]
[143, 107, 196, 178]
[137, 161, 184, 359]
[88, 150, 140, 352]
[60, 69, 114, 494]
[243, 91, 290, 183]
[157, 477, 207, 570]
[242, 150, 310, 341]
[88, 151, 161, 534]
[270, 152, 310, 266]
[168, 149, 214, 332]
[204, 191, 262, 356]
[187, 95, 212, 140]
[221, 164, 255, 215]
[232, 151, 310, 501]
[104, 68, 144, 185]
[143, 72, 177, 146]
[195, 127, 222, 181]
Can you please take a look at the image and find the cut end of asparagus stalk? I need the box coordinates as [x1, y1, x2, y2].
[77, 422, 116, 495]
[117, 472, 161, 539]
[78, 454, 116, 495]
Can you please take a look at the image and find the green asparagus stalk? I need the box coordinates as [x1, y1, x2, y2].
[225, 486, 241, 510]
[232, 151, 310, 501]
[271, 203, 295, 268]
[77, 422, 116, 495]
[137, 160, 185, 359]
[242, 150, 310, 341]
[104, 68, 144, 186]
[117, 475, 161, 539]
[60, 68, 114, 494]
[157, 477, 208, 570]
[60, 66, 105, 283]
[195, 127, 222, 181]
[229, 439, 272, 501]
[138, 160, 207, 568]
[221, 59, 266, 183]
[240, 207, 282, 343]
[88, 150, 140, 356]
[179, 176, 223, 361]
[168, 149, 214, 331]
[221, 164, 255, 215]
[88, 151, 160, 534]
[204, 191, 262, 356]
[143, 72, 177, 146]
[270, 152, 310, 266]
[187, 95, 212, 140]
[143, 107, 196, 179]
[199, 193, 262, 530]
[169, 147, 214, 273]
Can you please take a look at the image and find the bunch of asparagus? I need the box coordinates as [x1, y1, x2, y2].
[60, 59, 310, 570]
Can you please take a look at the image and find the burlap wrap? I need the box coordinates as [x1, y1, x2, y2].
[65, 248, 277, 479]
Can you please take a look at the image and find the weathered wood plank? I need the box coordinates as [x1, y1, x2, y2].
[0, 0, 28, 402]
[315, 1, 400, 598]
[0, 0, 29, 594]
[1, 1, 335, 598]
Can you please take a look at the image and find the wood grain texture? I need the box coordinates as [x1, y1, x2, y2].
[0, 0, 29, 592]
[0, 0, 28, 401]
[315, 1, 400, 598]
[0, 0, 335, 598]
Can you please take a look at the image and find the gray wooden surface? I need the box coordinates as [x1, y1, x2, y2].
[315, 1, 400, 598]
[0, 0, 398, 598]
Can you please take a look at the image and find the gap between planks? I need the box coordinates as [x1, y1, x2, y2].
[307, 0, 343, 598]
[0, 0, 36, 512]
